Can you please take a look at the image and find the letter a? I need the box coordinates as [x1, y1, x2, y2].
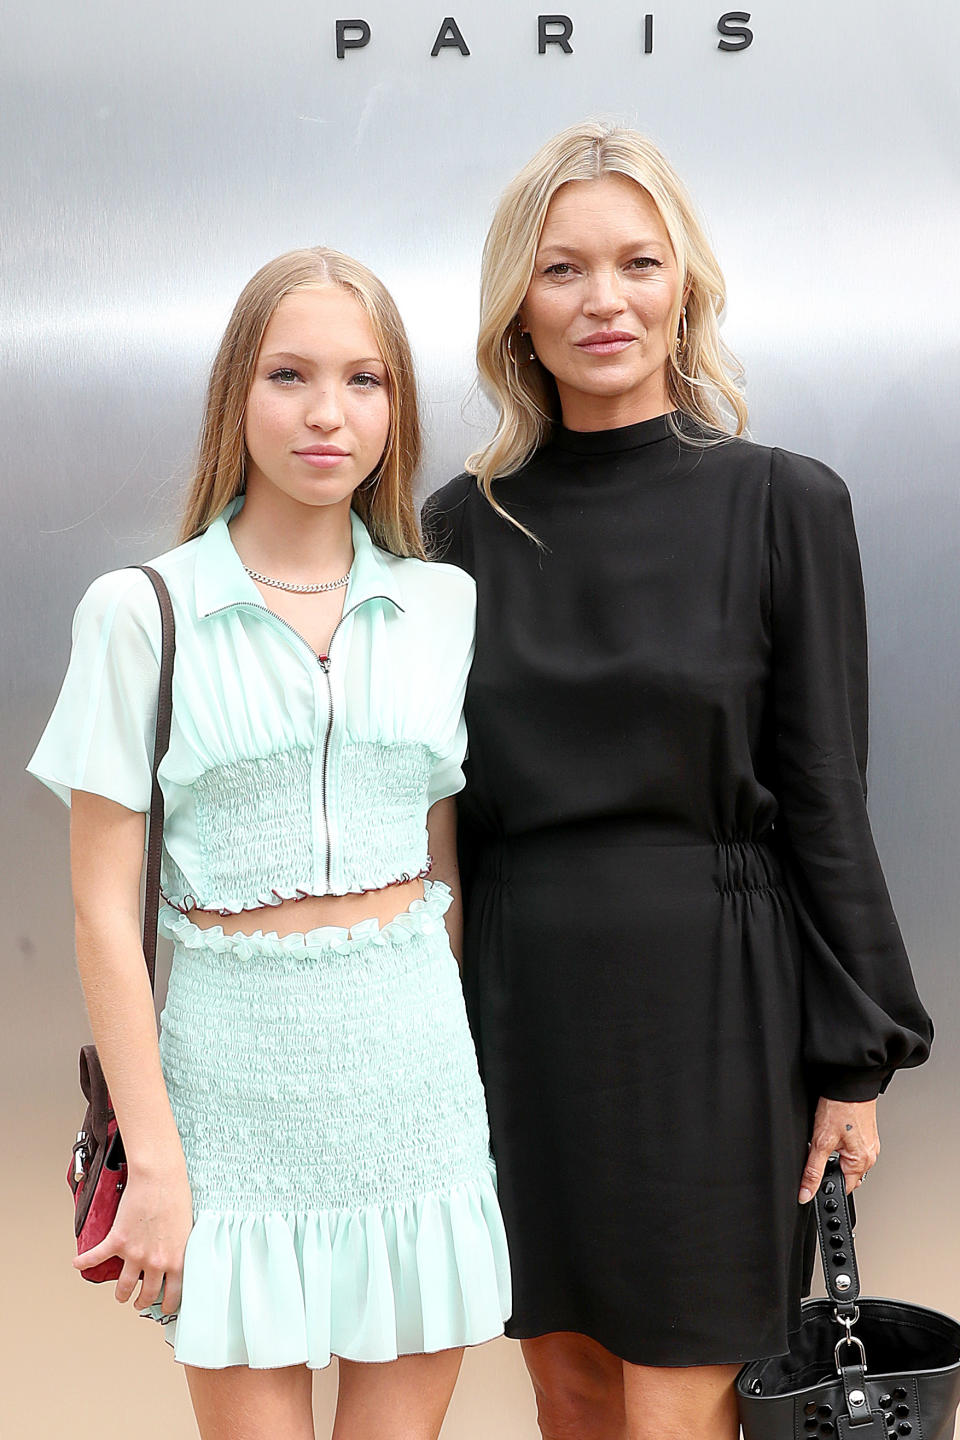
[431, 17, 470, 56]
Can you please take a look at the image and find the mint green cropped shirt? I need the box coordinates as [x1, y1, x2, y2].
[28, 500, 476, 914]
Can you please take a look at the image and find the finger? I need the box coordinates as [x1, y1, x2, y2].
[837, 1148, 870, 1194]
[798, 1143, 833, 1204]
[114, 1259, 144, 1305]
[75, 1238, 121, 1271]
[133, 1267, 165, 1312]
[161, 1271, 183, 1316]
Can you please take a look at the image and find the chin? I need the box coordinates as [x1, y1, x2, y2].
[282, 484, 359, 511]
[574, 376, 652, 399]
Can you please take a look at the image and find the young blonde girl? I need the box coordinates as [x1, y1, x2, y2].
[29, 247, 510, 1440]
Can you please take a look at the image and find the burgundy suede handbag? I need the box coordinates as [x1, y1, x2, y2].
[67, 566, 175, 1282]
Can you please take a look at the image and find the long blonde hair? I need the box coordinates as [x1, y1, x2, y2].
[467, 121, 748, 528]
[179, 247, 424, 557]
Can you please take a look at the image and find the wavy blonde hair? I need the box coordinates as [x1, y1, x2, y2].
[467, 121, 748, 528]
[179, 247, 424, 557]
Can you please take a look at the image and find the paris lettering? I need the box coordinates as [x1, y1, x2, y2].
[335, 13, 754, 60]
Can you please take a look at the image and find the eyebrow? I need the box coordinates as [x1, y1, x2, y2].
[535, 239, 669, 257]
[261, 351, 386, 366]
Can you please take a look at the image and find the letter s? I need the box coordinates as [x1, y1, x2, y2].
[717, 11, 753, 51]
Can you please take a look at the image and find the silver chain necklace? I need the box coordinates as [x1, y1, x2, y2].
[244, 565, 352, 594]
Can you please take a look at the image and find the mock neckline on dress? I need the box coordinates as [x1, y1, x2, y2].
[551, 411, 678, 455]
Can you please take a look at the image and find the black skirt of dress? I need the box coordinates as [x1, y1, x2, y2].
[465, 824, 818, 1364]
[424, 415, 931, 1365]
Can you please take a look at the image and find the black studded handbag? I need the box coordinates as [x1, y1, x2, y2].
[737, 1153, 960, 1440]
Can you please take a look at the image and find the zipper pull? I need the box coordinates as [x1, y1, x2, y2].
[318, 654, 331, 672]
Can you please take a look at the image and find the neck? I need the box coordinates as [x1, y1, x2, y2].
[556, 375, 672, 433]
[228, 483, 355, 582]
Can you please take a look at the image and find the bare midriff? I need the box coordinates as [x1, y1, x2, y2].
[185, 876, 426, 938]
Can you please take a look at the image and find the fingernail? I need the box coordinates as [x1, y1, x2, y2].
[798, 1187, 813, 1203]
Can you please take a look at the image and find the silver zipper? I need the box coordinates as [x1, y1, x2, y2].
[317, 655, 334, 889]
[206, 595, 394, 892]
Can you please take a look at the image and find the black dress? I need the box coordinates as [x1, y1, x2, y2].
[423, 414, 932, 1366]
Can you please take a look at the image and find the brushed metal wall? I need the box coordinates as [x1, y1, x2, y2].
[4, 2, 958, 1434]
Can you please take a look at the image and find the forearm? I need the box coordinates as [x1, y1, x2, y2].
[440, 873, 464, 966]
[74, 910, 184, 1174]
[427, 796, 464, 966]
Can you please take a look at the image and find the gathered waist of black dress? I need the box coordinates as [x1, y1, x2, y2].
[471, 822, 786, 898]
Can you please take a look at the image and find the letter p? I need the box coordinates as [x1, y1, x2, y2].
[336, 19, 371, 59]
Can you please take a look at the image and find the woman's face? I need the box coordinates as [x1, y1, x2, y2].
[244, 286, 391, 512]
[519, 174, 683, 431]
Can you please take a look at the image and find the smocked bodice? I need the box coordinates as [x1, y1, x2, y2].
[28, 501, 476, 913]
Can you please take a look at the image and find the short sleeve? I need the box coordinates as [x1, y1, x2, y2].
[768, 448, 933, 1101]
[27, 569, 162, 812]
[424, 563, 476, 808]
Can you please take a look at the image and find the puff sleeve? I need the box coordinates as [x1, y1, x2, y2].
[768, 448, 933, 1102]
[27, 569, 161, 812]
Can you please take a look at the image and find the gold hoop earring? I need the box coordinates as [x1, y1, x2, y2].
[506, 324, 535, 367]
[675, 306, 688, 365]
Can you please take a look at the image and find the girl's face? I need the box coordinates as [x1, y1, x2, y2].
[519, 174, 683, 431]
[244, 286, 391, 511]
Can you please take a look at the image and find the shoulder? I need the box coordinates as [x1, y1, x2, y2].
[767, 445, 852, 517]
[393, 550, 476, 616]
[422, 471, 477, 519]
[73, 566, 160, 639]
[694, 434, 852, 515]
[71, 537, 191, 651]
[421, 473, 479, 552]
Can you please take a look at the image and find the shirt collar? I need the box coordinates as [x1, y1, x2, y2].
[194, 497, 405, 619]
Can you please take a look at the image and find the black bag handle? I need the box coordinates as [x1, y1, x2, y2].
[814, 1151, 861, 1318]
[814, 1152, 884, 1431]
[132, 565, 176, 995]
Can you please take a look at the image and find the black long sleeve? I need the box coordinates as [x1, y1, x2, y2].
[768, 448, 933, 1100]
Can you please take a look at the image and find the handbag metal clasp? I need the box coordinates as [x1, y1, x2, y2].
[834, 1308, 867, 1374]
[73, 1130, 87, 1184]
[834, 1332, 867, 1371]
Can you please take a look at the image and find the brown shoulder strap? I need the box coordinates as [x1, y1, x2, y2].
[134, 565, 176, 993]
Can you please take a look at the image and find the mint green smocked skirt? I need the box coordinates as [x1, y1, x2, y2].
[152, 881, 511, 1369]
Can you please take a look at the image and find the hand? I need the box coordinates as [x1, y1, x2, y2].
[74, 1161, 194, 1316]
[798, 1097, 880, 1203]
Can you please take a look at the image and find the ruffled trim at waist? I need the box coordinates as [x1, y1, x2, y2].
[159, 880, 452, 959]
[148, 1164, 511, 1369]
[162, 862, 434, 918]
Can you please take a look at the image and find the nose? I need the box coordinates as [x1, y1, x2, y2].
[583, 267, 626, 319]
[305, 382, 345, 432]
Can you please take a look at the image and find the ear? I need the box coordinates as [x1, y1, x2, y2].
[514, 310, 527, 335]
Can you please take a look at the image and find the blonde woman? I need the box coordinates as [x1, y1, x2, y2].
[424, 123, 932, 1439]
[29, 248, 510, 1440]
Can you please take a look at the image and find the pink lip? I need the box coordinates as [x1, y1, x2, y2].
[295, 444, 350, 469]
[575, 331, 637, 354]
